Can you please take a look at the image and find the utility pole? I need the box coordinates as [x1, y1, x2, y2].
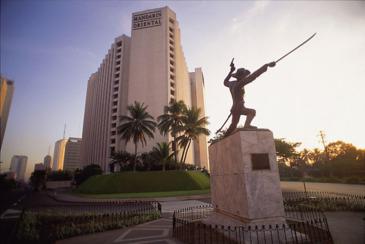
[318, 130, 332, 177]
[319, 130, 329, 161]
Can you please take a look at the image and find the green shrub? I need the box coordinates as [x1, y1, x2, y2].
[344, 177, 360, 184]
[16, 209, 160, 242]
[77, 170, 210, 194]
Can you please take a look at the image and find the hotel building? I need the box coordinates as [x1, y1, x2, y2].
[81, 7, 208, 172]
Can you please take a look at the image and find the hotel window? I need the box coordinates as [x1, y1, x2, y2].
[169, 39, 174, 45]
[111, 138, 116, 144]
[169, 46, 174, 52]
[111, 131, 116, 136]
[117, 41, 122, 47]
[116, 61, 121, 65]
[170, 82, 175, 88]
[169, 18, 174, 24]
[170, 90, 175, 96]
[113, 94, 118, 99]
[169, 53, 174, 59]
[169, 33, 174, 39]
[169, 27, 174, 33]
[112, 108, 117, 113]
[115, 67, 120, 71]
[110, 147, 115, 155]
[116, 54, 121, 59]
[170, 60, 175, 66]
[115, 73, 119, 79]
[113, 101, 117, 106]
[114, 80, 119, 85]
[112, 115, 117, 121]
[113, 87, 118, 92]
[111, 123, 116, 128]
[170, 74, 175, 80]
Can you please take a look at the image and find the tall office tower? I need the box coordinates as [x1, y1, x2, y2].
[81, 35, 131, 171]
[82, 7, 208, 171]
[43, 155, 52, 169]
[189, 68, 209, 169]
[53, 139, 67, 170]
[10, 155, 27, 181]
[63, 137, 82, 171]
[0, 76, 14, 151]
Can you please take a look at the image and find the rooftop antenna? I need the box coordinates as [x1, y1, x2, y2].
[63, 123, 67, 139]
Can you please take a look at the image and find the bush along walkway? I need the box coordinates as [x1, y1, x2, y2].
[12, 201, 162, 244]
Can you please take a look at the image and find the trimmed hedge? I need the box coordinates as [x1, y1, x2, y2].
[77, 171, 210, 194]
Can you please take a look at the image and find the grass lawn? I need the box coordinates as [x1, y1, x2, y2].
[73, 189, 210, 199]
[76, 170, 210, 194]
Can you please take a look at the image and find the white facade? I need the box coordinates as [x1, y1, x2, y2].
[10, 155, 27, 181]
[82, 7, 208, 171]
[63, 137, 82, 171]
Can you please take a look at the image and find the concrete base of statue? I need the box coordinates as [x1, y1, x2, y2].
[208, 128, 285, 225]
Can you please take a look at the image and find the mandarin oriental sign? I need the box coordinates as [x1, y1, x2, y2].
[133, 11, 162, 30]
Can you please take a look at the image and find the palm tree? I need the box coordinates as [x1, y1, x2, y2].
[157, 100, 187, 164]
[177, 107, 210, 164]
[110, 151, 133, 172]
[117, 101, 157, 171]
[151, 142, 173, 171]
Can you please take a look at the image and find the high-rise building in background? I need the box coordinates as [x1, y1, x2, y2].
[63, 138, 82, 171]
[53, 139, 67, 170]
[43, 155, 52, 169]
[10, 155, 27, 181]
[189, 68, 209, 169]
[34, 163, 45, 171]
[0, 76, 14, 151]
[52, 138, 81, 171]
[81, 7, 208, 172]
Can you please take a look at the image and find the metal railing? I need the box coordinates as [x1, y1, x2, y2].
[173, 204, 333, 244]
[282, 191, 365, 211]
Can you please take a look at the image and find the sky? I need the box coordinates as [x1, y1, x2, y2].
[1, 0, 364, 179]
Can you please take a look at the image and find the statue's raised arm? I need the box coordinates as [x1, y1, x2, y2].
[238, 61, 276, 88]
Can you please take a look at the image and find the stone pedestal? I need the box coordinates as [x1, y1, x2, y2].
[208, 129, 285, 224]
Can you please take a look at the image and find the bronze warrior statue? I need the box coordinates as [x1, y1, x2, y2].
[224, 60, 276, 136]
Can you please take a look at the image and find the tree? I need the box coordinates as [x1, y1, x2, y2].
[110, 151, 133, 172]
[151, 142, 173, 171]
[157, 100, 187, 164]
[177, 107, 210, 164]
[30, 170, 46, 191]
[274, 138, 301, 166]
[117, 101, 157, 171]
[74, 164, 102, 185]
[325, 141, 365, 177]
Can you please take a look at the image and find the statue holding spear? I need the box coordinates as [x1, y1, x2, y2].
[218, 33, 316, 137]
